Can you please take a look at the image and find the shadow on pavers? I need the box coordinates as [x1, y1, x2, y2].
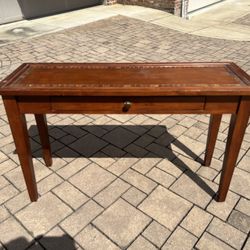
[1, 235, 76, 250]
[27, 124, 216, 199]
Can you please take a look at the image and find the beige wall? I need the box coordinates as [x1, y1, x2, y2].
[188, 0, 223, 12]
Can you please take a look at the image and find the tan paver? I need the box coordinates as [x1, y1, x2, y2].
[37, 173, 63, 195]
[0, 205, 9, 222]
[16, 192, 72, 235]
[131, 158, 161, 174]
[173, 155, 201, 172]
[156, 159, 184, 178]
[69, 163, 116, 197]
[53, 181, 89, 209]
[4, 168, 27, 191]
[170, 172, 217, 208]
[93, 199, 151, 248]
[146, 167, 176, 188]
[5, 191, 30, 214]
[0, 159, 17, 175]
[162, 227, 197, 250]
[216, 168, 250, 199]
[127, 236, 157, 250]
[181, 206, 213, 237]
[0, 151, 8, 163]
[75, 225, 120, 250]
[121, 169, 157, 194]
[244, 237, 250, 250]
[94, 178, 130, 207]
[0, 217, 33, 250]
[108, 158, 139, 176]
[0, 184, 19, 204]
[0, 175, 8, 189]
[142, 221, 171, 248]
[60, 200, 103, 237]
[196, 232, 234, 250]
[56, 158, 91, 179]
[196, 166, 219, 181]
[206, 191, 240, 221]
[236, 198, 250, 217]
[170, 135, 205, 158]
[139, 186, 192, 230]
[122, 187, 147, 207]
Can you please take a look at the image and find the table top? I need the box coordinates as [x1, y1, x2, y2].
[0, 62, 249, 96]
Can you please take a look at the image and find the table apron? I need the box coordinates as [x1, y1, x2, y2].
[16, 96, 240, 114]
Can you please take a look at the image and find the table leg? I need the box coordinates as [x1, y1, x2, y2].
[204, 114, 222, 166]
[3, 97, 38, 201]
[217, 97, 250, 202]
[35, 114, 52, 167]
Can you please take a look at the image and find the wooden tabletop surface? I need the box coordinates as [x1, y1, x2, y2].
[0, 62, 249, 96]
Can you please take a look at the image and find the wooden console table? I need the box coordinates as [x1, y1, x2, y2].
[0, 62, 249, 202]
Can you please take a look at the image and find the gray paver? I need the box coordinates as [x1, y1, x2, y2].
[207, 217, 247, 249]
[228, 210, 250, 234]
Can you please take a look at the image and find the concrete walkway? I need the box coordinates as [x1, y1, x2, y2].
[0, 0, 249, 45]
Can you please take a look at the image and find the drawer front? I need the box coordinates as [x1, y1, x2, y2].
[51, 96, 205, 114]
[205, 96, 240, 114]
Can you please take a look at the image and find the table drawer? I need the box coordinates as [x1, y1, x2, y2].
[51, 96, 205, 114]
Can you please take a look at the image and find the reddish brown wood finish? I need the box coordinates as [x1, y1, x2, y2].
[217, 97, 250, 202]
[0, 62, 249, 203]
[2, 96, 38, 201]
[1, 62, 250, 96]
[204, 114, 222, 166]
[35, 114, 52, 167]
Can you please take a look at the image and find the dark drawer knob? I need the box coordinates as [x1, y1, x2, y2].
[123, 101, 132, 112]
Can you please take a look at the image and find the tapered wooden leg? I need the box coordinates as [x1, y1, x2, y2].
[3, 97, 38, 201]
[204, 114, 222, 166]
[35, 114, 52, 167]
[217, 97, 250, 202]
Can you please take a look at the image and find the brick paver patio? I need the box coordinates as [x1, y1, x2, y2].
[0, 15, 249, 250]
